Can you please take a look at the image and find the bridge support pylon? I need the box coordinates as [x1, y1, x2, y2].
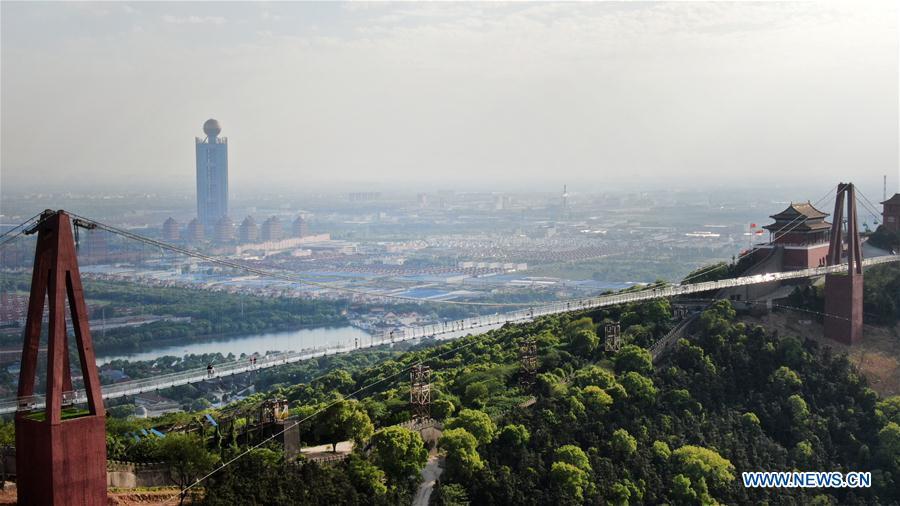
[15, 210, 107, 505]
[824, 184, 864, 345]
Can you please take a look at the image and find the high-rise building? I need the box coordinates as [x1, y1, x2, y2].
[214, 216, 235, 243]
[292, 215, 309, 238]
[162, 217, 180, 241]
[261, 216, 283, 242]
[196, 119, 228, 230]
[239, 216, 259, 243]
[184, 218, 205, 242]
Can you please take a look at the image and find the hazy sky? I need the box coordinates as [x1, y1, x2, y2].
[1, 1, 898, 193]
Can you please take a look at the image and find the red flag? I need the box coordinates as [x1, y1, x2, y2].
[750, 223, 757, 228]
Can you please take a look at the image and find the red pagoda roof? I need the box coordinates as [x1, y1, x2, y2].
[769, 202, 829, 221]
[882, 193, 900, 205]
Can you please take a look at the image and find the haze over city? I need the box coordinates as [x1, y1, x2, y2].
[2, 1, 897, 193]
[2, 3, 900, 505]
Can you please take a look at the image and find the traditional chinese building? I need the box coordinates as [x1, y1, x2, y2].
[758, 201, 831, 270]
[882, 193, 900, 233]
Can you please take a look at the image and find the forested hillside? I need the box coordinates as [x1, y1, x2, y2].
[88, 295, 900, 505]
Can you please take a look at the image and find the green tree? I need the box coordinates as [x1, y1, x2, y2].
[620, 371, 657, 404]
[564, 317, 595, 339]
[439, 428, 483, 479]
[572, 365, 617, 389]
[319, 399, 375, 452]
[347, 454, 387, 496]
[877, 422, 900, 469]
[498, 424, 530, 449]
[447, 409, 496, 446]
[370, 426, 428, 487]
[614, 345, 653, 375]
[611, 428, 637, 456]
[741, 412, 761, 428]
[432, 398, 456, 420]
[435, 482, 470, 506]
[156, 433, 217, 505]
[672, 445, 735, 493]
[876, 396, 900, 426]
[581, 385, 613, 413]
[787, 394, 810, 424]
[570, 329, 600, 357]
[554, 445, 591, 472]
[550, 461, 589, 503]
[652, 440, 671, 460]
[770, 366, 803, 393]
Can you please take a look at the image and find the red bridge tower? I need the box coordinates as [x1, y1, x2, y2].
[824, 184, 864, 345]
[16, 210, 107, 505]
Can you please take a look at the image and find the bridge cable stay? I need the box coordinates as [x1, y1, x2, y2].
[678, 185, 837, 285]
[164, 329, 492, 503]
[0, 212, 51, 249]
[855, 187, 889, 229]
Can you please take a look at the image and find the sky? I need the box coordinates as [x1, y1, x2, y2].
[1, 1, 898, 194]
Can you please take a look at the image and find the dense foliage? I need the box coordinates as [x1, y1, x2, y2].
[788, 262, 900, 326]
[83, 277, 900, 504]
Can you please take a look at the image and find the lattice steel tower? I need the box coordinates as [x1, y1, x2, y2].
[410, 364, 432, 421]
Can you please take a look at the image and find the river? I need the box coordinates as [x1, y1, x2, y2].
[96, 325, 372, 365]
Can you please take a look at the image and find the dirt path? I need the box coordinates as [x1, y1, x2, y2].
[413, 454, 443, 506]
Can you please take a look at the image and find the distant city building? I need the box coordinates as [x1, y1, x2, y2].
[196, 118, 228, 230]
[238, 216, 259, 243]
[214, 216, 235, 243]
[184, 218, 205, 242]
[759, 202, 831, 269]
[292, 216, 309, 238]
[348, 192, 380, 202]
[417, 193, 428, 208]
[882, 193, 900, 233]
[162, 217, 180, 242]
[261, 216, 283, 242]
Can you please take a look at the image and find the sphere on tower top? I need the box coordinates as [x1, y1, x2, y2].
[203, 118, 221, 138]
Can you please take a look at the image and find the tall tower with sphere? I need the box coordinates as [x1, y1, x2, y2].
[195, 118, 229, 231]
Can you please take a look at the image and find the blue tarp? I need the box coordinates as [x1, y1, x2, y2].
[205, 414, 218, 427]
[150, 428, 166, 438]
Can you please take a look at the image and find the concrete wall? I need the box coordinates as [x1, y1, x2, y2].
[106, 461, 170, 489]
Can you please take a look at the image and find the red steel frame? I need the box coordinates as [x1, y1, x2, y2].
[15, 210, 107, 505]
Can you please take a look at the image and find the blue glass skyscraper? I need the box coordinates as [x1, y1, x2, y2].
[195, 118, 228, 231]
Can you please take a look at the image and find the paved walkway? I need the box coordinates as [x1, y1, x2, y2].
[413, 454, 443, 506]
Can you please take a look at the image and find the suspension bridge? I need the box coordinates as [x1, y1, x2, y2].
[3, 181, 898, 504]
